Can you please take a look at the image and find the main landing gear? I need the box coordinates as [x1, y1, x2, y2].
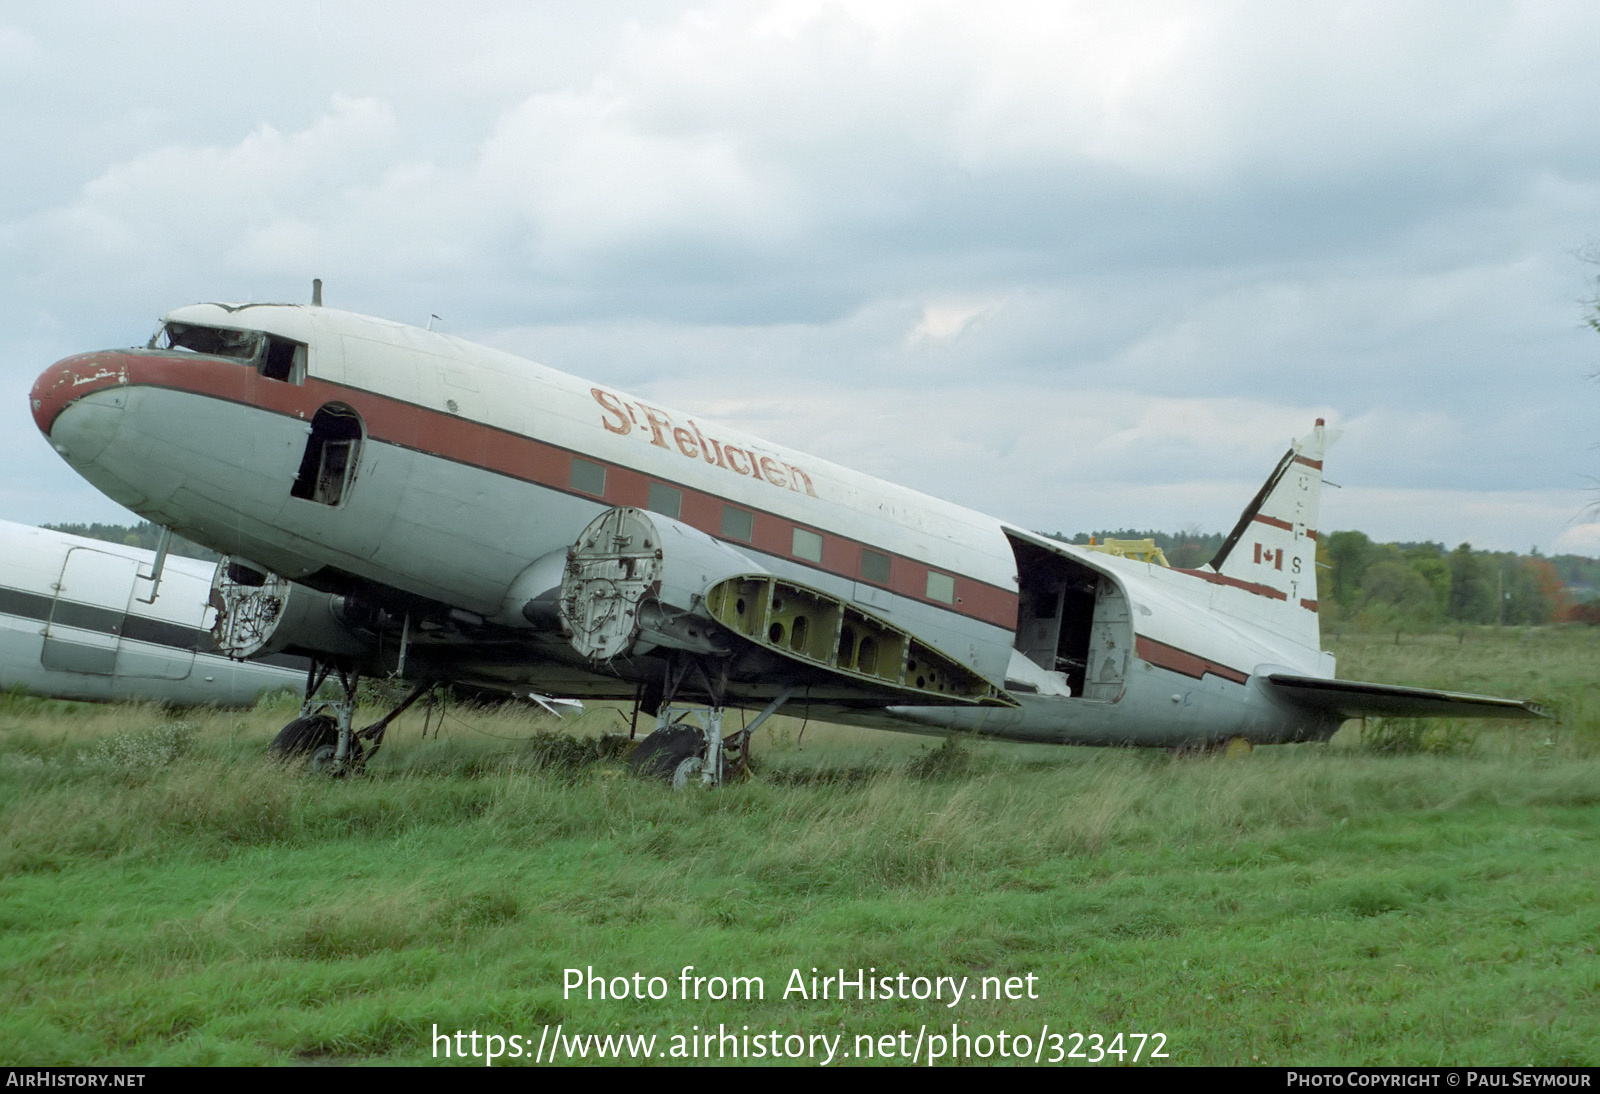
[268, 660, 434, 776]
[626, 653, 794, 789]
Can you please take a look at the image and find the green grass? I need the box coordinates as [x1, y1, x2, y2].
[2, 627, 1598, 1066]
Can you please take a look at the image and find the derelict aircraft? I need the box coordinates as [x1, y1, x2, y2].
[0, 519, 312, 705]
[29, 289, 1544, 781]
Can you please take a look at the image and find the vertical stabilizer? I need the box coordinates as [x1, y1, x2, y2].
[1204, 420, 1332, 648]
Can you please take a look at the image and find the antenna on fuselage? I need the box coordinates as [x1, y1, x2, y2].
[311, 278, 323, 306]
[427, 314, 441, 331]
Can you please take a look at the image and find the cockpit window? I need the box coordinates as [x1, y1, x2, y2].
[149, 321, 307, 383]
[152, 322, 265, 359]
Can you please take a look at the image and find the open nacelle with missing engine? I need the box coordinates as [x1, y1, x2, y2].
[557, 506, 762, 662]
[209, 559, 373, 662]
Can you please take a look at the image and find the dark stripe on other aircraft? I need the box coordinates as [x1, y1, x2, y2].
[2, 583, 309, 675]
[0, 583, 215, 652]
[0, 587, 54, 626]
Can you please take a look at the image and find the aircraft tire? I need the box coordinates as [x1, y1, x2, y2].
[269, 714, 338, 757]
[270, 714, 366, 774]
[629, 724, 705, 781]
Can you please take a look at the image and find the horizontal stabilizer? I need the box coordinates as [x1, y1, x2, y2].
[1263, 673, 1546, 720]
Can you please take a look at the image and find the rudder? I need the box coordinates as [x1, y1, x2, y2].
[1205, 419, 1332, 647]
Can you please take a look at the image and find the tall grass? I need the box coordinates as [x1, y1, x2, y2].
[2, 628, 1599, 1065]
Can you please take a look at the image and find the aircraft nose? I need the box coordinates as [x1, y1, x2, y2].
[31, 352, 130, 464]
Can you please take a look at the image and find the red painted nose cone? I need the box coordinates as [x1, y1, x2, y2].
[31, 352, 130, 435]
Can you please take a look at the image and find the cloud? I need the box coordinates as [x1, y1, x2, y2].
[1327, 486, 1590, 555]
[0, 23, 42, 71]
[477, 88, 797, 272]
[4, 2, 1600, 557]
[907, 298, 1004, 344]
[11, 97, 398, 302]
[1554, 522, 1600, 556]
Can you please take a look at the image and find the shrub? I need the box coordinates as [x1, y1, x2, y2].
[904, 734, 974, 779]
[75, 722, 198, 770]
[1359, 717, 1476, 756]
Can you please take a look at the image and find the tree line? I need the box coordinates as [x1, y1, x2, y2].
[1057, 527, 1599, 629]
[1316, 532, 1584, 628]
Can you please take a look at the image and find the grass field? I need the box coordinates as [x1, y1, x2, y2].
[2, 625, 1597, 1067]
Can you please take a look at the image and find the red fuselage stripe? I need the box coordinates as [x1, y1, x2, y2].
[1250, 513, 1317, 540]
[1173, 567, 1289, 601]
[37, 352, 1022, 629]
[1135, 636, 1249, 685]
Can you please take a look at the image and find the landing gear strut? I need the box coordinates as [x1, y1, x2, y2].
[629, 708, 731, 788]
[628, 653, 792, 788]
[267, 660, 435, 775]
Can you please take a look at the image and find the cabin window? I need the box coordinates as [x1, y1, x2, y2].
[792, 527, 823, 563]
[290, 404, 363, 506]
[926, 571, 956, 604]
[647, 482, 682, 520]
[860, 549, 891, 584]
[152, 322, 307, 383]
[571, 458, 606, 497]
[721, 505, 754, 542]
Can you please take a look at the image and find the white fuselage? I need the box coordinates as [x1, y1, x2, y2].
[31, 303, 1339, 745]
[0, 520, 311, 706]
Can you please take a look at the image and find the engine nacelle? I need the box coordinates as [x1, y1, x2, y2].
[209, 559, 370, 660]
[559, 507, 766, 661]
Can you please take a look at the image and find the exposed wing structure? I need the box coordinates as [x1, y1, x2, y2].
[1263, 673, 1547, 720]
[555, 508, 1016, 707]
[704, 574, 1016, 707]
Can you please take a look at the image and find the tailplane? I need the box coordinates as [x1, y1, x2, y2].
[1261, 673, 1546, 721]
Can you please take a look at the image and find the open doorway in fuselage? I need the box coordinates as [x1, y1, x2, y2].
[1005, 535, 1131, 701]
[290, 403, 364, 506]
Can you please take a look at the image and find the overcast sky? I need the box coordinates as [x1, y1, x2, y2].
[5, 1, 1600, 555]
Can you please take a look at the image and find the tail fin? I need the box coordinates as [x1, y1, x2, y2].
[1204, 420, 1332, 646]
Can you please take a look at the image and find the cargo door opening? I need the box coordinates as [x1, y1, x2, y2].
[1006, 535, 1130, 700]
